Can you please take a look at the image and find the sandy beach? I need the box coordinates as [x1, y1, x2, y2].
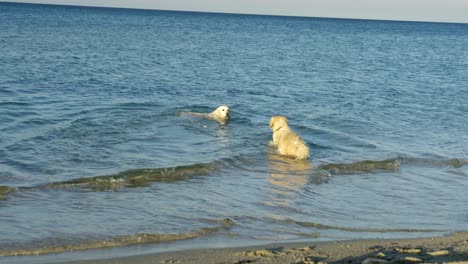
[61, 232, 468, 264]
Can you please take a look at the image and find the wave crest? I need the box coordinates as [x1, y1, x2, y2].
[0, 218, 235, 256]
[288, 219, 442, 233]
[47, 162, 220, 191]
[318, 158, 401, 175]
[0, 186, 17, 199]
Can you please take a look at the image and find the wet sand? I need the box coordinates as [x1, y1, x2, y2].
[63, 232, 468, 264]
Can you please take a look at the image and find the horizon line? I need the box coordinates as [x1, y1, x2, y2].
[2, 1, 468, 25]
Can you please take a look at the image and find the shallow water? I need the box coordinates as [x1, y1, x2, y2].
[1, 2, 468, 260]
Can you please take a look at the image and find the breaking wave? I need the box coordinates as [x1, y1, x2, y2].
[46, 162, 220, 191]
[287, 219, 443, 233]
[0, 162, 220, 199]
[1, 157, 466, 200]
[0, 185, 17, 199]
[0, 218, 235, 256]
[317, 158, 401, 175]
[316, 157, 467, 175]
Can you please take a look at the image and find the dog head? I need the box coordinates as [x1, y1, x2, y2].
[270, 115, 288, 132]
[213, 105, 230, 120]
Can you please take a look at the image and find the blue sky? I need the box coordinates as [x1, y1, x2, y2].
[6, 0, 468, 23]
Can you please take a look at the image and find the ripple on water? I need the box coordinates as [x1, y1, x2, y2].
[1, 3, 467, 257]
[0, 218, 235, 256]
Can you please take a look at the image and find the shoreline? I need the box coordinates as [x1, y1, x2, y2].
[58, 232, 468, 264]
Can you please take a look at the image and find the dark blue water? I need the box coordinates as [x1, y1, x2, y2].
[1, 2, 467, 261]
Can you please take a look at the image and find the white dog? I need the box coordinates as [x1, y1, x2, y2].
[269, 115, 309, 160]
[181, 105, 230, 123]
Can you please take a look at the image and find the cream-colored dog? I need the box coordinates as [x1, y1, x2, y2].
[269, 115, 310, 160]
[182, 105, 230, 123]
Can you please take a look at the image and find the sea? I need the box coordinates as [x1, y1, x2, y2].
[0, 2, 467, 263]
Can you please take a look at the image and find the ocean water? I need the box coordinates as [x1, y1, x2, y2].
[1, 2, 468, 262]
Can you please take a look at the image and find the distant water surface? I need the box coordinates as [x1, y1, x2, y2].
[0, 2, 467, 262]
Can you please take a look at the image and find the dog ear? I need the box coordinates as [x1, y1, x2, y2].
[269, 118, 274, 128]
[284, 116, 288, 124]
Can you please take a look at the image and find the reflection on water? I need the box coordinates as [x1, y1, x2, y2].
[215, 122, 230, 147]
[267, 153, 312, 207]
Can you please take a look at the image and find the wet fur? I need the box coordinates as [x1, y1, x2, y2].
[182, 105, 230, 123]
[269, 115, 309, 160]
